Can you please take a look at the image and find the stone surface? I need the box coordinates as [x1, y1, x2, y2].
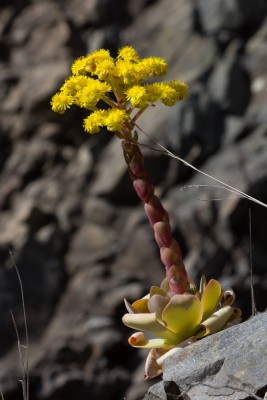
[195, 0, 267, 39]
[146, 311, 267, 400]
[0, 0, 267, 399]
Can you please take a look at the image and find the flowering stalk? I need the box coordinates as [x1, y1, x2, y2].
[51, 45, 189, 293]
[122, 139, 188, 294]
[51, 46, 241, 379]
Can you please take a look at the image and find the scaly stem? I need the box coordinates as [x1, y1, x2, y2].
[122, 139, 189, 294]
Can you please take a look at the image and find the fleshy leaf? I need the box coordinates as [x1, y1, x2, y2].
[223, 307, 242, 325]
[196, 305, 234, 338]
[150, 286, 167, 297]
[148, 294, 169, 321]
[124, 298, 136, 313]
[128, 337, 174, 349]
[144, 349, 163, 379]
[131, 297, 150, 313]
[201, 279, 222, 321]
[188, 278, 197, 295]
[160, 277, 169, 293]
[128, 331, 145, 345]
[122, 312, 178, 342]
[221, 288, 235, 307]
[162, 294, 202, 342]
[199, 275, 207, 296]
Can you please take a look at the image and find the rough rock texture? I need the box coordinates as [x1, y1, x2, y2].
[0, 0, 267, 399]
[146, 311, 267, 400]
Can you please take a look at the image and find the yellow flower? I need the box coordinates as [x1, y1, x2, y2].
[84, 49, 112, 74]
[116, 59, 139, 85]
[50, 92, 73, 114]
[83, 110, 107, 134]
[126, 85, 149, 108]
[145, 84, 163, 103]
[155, 81, 189, 106]
[95, 58, 116, 80]
[61, 76, 91, 95]
[83, 108, 129, 134]
[76, 79, 111, 108]
[139, 57, 167, 77]
[71, 57, 87, 76]
[118, 46, 139, 62]
[105, 109, 129, 132]
[168, 80, 189, 101]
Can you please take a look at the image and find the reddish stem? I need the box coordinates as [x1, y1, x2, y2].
[122, 139, 189, 294]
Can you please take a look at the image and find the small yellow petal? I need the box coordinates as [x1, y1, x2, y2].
[118, 46, 139, 62]
[105, 109, 128, 132]
[71, 57, 87, 75]
[139, 57, 167, 77]
[50, 92, 73, 114]
[83, 110, 107, 134]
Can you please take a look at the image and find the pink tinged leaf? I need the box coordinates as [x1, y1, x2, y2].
[144, 195, 166, 225]
[167, 264, 188, 294]
[148, 294, 169, 321]
[145, 346, 188, 380]
[154, 221, 172, 248]
[201, 279, 222, 321]
[160, 240, 183, 268]
[129, 162, 143, 177]
[122, 312, 178, 342]
[162, 294, 202, 342]
[133, 178, 153, 202]
[144, 349, 163, 380]
[128, 331, 145, 345]
[196, 305, 234, 338]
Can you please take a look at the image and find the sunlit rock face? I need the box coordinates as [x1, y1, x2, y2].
[0, 0, 267, 399]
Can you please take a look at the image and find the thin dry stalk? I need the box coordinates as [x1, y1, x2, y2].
[134, 122, 267, 210]
[9, 250, 29, 400]
[0, 385, 4, 400]
[249, 208, 258, 317]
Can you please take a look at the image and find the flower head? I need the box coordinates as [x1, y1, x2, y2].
[83, 108, 129, 134]
[51, 46, 189, 136]
[71, 57, 87, 76]
[126, 85, 149, 108]
[118, 46, 140, 62]
[50, 92, 73, 114]
[105, 109, 129, 132]
[139, 57, 168, 77]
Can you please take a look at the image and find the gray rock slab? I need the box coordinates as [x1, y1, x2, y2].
[146, 311, 267, 400]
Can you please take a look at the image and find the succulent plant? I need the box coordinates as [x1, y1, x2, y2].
[51, 46, 242, 379]
[123, 276, 241, 378]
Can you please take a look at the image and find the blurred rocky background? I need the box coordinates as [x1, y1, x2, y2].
[0, 0, 267, 399]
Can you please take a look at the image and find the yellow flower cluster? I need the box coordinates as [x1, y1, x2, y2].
[83, 109, 129, 134]
[126, 81, 188, 108]
[51, 46, 189, 135]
